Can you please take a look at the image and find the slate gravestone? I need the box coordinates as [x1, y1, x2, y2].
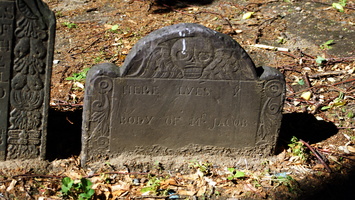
[81, 23, 285, 164]
[0, 0, 55, 160]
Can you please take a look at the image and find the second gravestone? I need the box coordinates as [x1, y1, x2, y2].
[81, 23, 285, 164]
[0, 0, 55, 160]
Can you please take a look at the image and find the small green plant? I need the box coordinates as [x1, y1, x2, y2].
[140, 175, 169, 195]
[227, 168, 245, 181]
[153, 161, 164, 172]
[333, 0, 347, 12]
[189, 161, 212, 175]
[61, 177, 95, 200]
[109, 24, 120, 33]
[321, 92, 346, 110]
[288, 136, 308, 162]
[272, 173, 298, 192]
[277, 36, 287, 44]
[297, 79, 305, 85]
[66, 68, 90, 82]
[56, 11, 63, 18]
[315, 56, 327, 65]
[94, 56, 103, 64]
[320, 40, 334, 50]
[62, 22, 77, 29]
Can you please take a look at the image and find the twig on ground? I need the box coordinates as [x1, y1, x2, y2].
[337, 127, 355, 129]
[300, 139, 332, 172]
[332, 78, 355, 86]
[300, 51, 316, 59]
[84, 171, 153, 178]
[251, 44, 289, 52]
[308, 70, 348, 79]
[317, 148, 355, 162]
[276, 65, 302, 73]
[303, 72, 313, 90]
[12, 174, 64, 179]
[51, 99, 83, 108]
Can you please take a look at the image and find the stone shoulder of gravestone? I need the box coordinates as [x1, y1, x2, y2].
[0, 0, 55, 160]
[81, 23, 285, 165]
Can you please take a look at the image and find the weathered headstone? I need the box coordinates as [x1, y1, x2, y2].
[0, 0, 55, 160]
[81, 23, 285, 164]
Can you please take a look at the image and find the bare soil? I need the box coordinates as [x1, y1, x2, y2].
[0, 0, 354, 199]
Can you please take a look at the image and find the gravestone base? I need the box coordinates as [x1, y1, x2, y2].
[84, 153, 271, 174]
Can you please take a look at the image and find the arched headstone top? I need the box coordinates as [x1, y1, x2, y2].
[120, 23, 257, 80]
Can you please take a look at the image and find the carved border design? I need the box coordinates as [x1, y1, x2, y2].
[257, 80, 284, 149]
[0, 1, 15, 160]
[86, 76, 113, 162]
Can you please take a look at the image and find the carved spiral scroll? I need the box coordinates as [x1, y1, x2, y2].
[94, 76, 113, 94]
[265, 80, 283, 98]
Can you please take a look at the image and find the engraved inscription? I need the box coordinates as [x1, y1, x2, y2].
[110, 78, 262, 151]
[189, 114, 207, 126]
[178, 86, 211, 96]
[209, 117, 248, 130]
[120, 116, 154, 125]
[123, 85, 159, 95]
[165, 116, 182, 126]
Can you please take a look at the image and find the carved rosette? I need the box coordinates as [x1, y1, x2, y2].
[5, 0, 55, 160]
[257, 80, 284, 146]
[87, 76, 113, 160]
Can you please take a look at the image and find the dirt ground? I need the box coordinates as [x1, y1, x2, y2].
[0, 0, 354, 199]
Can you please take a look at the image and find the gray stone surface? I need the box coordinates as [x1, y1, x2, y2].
[0, 0, 55, 160]
[81, 23, 285, 165]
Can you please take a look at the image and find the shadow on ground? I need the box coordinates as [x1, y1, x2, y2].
[277, 112, 338, 153]
[46, 110, 340, 161]
[299, 167, 355, 200]
[151, 0, 214, 13]
[46, 108, 82, 161]
[276, 112, 354, 199]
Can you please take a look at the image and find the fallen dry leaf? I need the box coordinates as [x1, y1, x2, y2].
[301, 91, 312, 101]
[160, 178, 178, 189]
[313, 163, 325, 170]
[347, 145, 355, 153]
